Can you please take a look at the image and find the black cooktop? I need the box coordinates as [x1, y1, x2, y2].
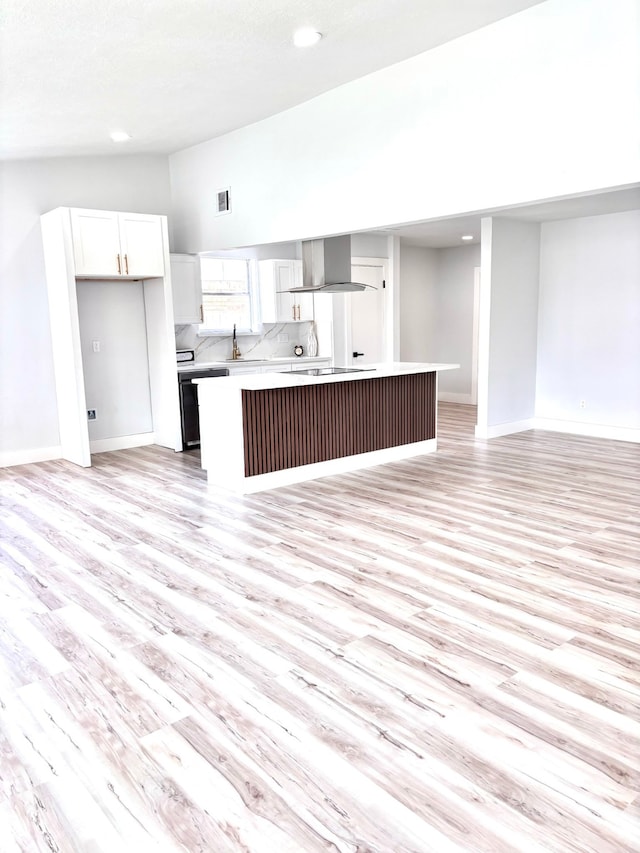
[287, 367, 374, 376]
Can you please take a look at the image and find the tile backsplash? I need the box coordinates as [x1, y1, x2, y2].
[175, 322, 313, 363]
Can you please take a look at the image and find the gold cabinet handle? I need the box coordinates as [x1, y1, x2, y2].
[199, 304, 204, 323]
[292, 304, 296, 321]
[116, 254, 121, 274]
[124, 254, 129, 275]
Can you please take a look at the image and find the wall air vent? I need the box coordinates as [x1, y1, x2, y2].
[216, 187, 231, 216]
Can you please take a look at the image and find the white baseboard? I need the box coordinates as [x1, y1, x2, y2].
[0, 445, 62, 468]
[438, 392, 475, 405]
[89, 432, 156, 453]
[475, 419, 536, 439]
[534, 419, 640, 444]
[209, 438, 438, 494]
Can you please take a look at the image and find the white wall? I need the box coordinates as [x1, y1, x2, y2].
[398, 245, 439, 362]
[77, 281, 153, 442]
[397, 243, 479, 400]
[435, 245, 480, 399]
[351, 234, 389, 258]
[536, 210, 640, 433]
[0, 155, 171, 464]
[477, 218, 541, 435]
[169, 0, 640, 252]
[202, 241, 299, 261]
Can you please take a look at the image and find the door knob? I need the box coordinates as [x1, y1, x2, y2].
[353, 351, 364, 358]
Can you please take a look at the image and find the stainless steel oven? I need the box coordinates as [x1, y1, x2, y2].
[178, 368, 229, 449]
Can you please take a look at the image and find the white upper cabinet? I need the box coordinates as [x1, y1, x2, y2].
[258, 259, 314, 323]
[70, 209, 165, 278]
[293, 290, 315, 323]
[118, 213, 165, 277]
[170, 254, 203, 324]
[70, 210, 121, 276]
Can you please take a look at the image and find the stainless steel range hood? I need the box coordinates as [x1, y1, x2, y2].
[283, 235, 375, 293]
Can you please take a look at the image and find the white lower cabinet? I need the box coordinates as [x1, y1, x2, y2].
[261, 360, 331, 374]
[266, 364, 297, 373]
[226, 365, 264, 376]
[225, 359, 331, 377]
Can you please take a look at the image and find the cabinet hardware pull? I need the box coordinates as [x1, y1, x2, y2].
[200, 304, 204, 323]
[292, 305, 296, 321]
[116, 254, 121, 274]
[124, 254, 129, 275]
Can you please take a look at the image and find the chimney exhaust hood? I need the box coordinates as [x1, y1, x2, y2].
[283, 235, 375, 293]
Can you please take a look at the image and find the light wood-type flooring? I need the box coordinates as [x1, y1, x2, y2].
[0, 404, 638, 852]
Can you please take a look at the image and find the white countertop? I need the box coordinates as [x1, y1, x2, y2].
[176, 356, 328, 372]
[194, 362, 458, 390]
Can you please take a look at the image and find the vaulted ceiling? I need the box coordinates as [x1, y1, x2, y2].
[1, 0, 545, 160]
[3, 0, 636, 247]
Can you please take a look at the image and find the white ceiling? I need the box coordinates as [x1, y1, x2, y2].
[0, 0, 545, 160]
[369, 186, 640, 248]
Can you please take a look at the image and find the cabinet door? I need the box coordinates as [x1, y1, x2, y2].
[119, 213, 165, 277]
[263, 362, 294, 373]
[290, 260, 314, 321]
[226, 365, 263, 375]
[273, 260, 312, 322]
[171, 254, 203, 324]
[296, 292, 315, 322]
[70, 209, 122, 276]
[258, 259, 308, 323]
[274, 261, 299, 322]
[257, 260, 277, 324]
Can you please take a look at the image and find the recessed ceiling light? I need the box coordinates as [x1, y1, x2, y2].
[110, 131, 132, 143]
[461, 234, 474, 241]
[293, 27, 322, 47]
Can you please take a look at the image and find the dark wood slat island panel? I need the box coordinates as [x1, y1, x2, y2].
[242, 372, 436, 477]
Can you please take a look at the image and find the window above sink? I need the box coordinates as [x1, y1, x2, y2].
[199, 257, 261, 335]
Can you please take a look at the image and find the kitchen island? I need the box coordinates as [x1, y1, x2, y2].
[195, 363, 458, 493]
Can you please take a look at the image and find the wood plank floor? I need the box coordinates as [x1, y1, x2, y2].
[0, 404, 638, 852]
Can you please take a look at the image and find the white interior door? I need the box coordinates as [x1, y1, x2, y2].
[348, 260, 386, 366]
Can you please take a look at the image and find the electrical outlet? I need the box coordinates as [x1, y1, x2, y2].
[579, 400, 586, 409]
[87, 409, 97, 420]
[92, 340, 100, 353]
[278, 333, 289, 343]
